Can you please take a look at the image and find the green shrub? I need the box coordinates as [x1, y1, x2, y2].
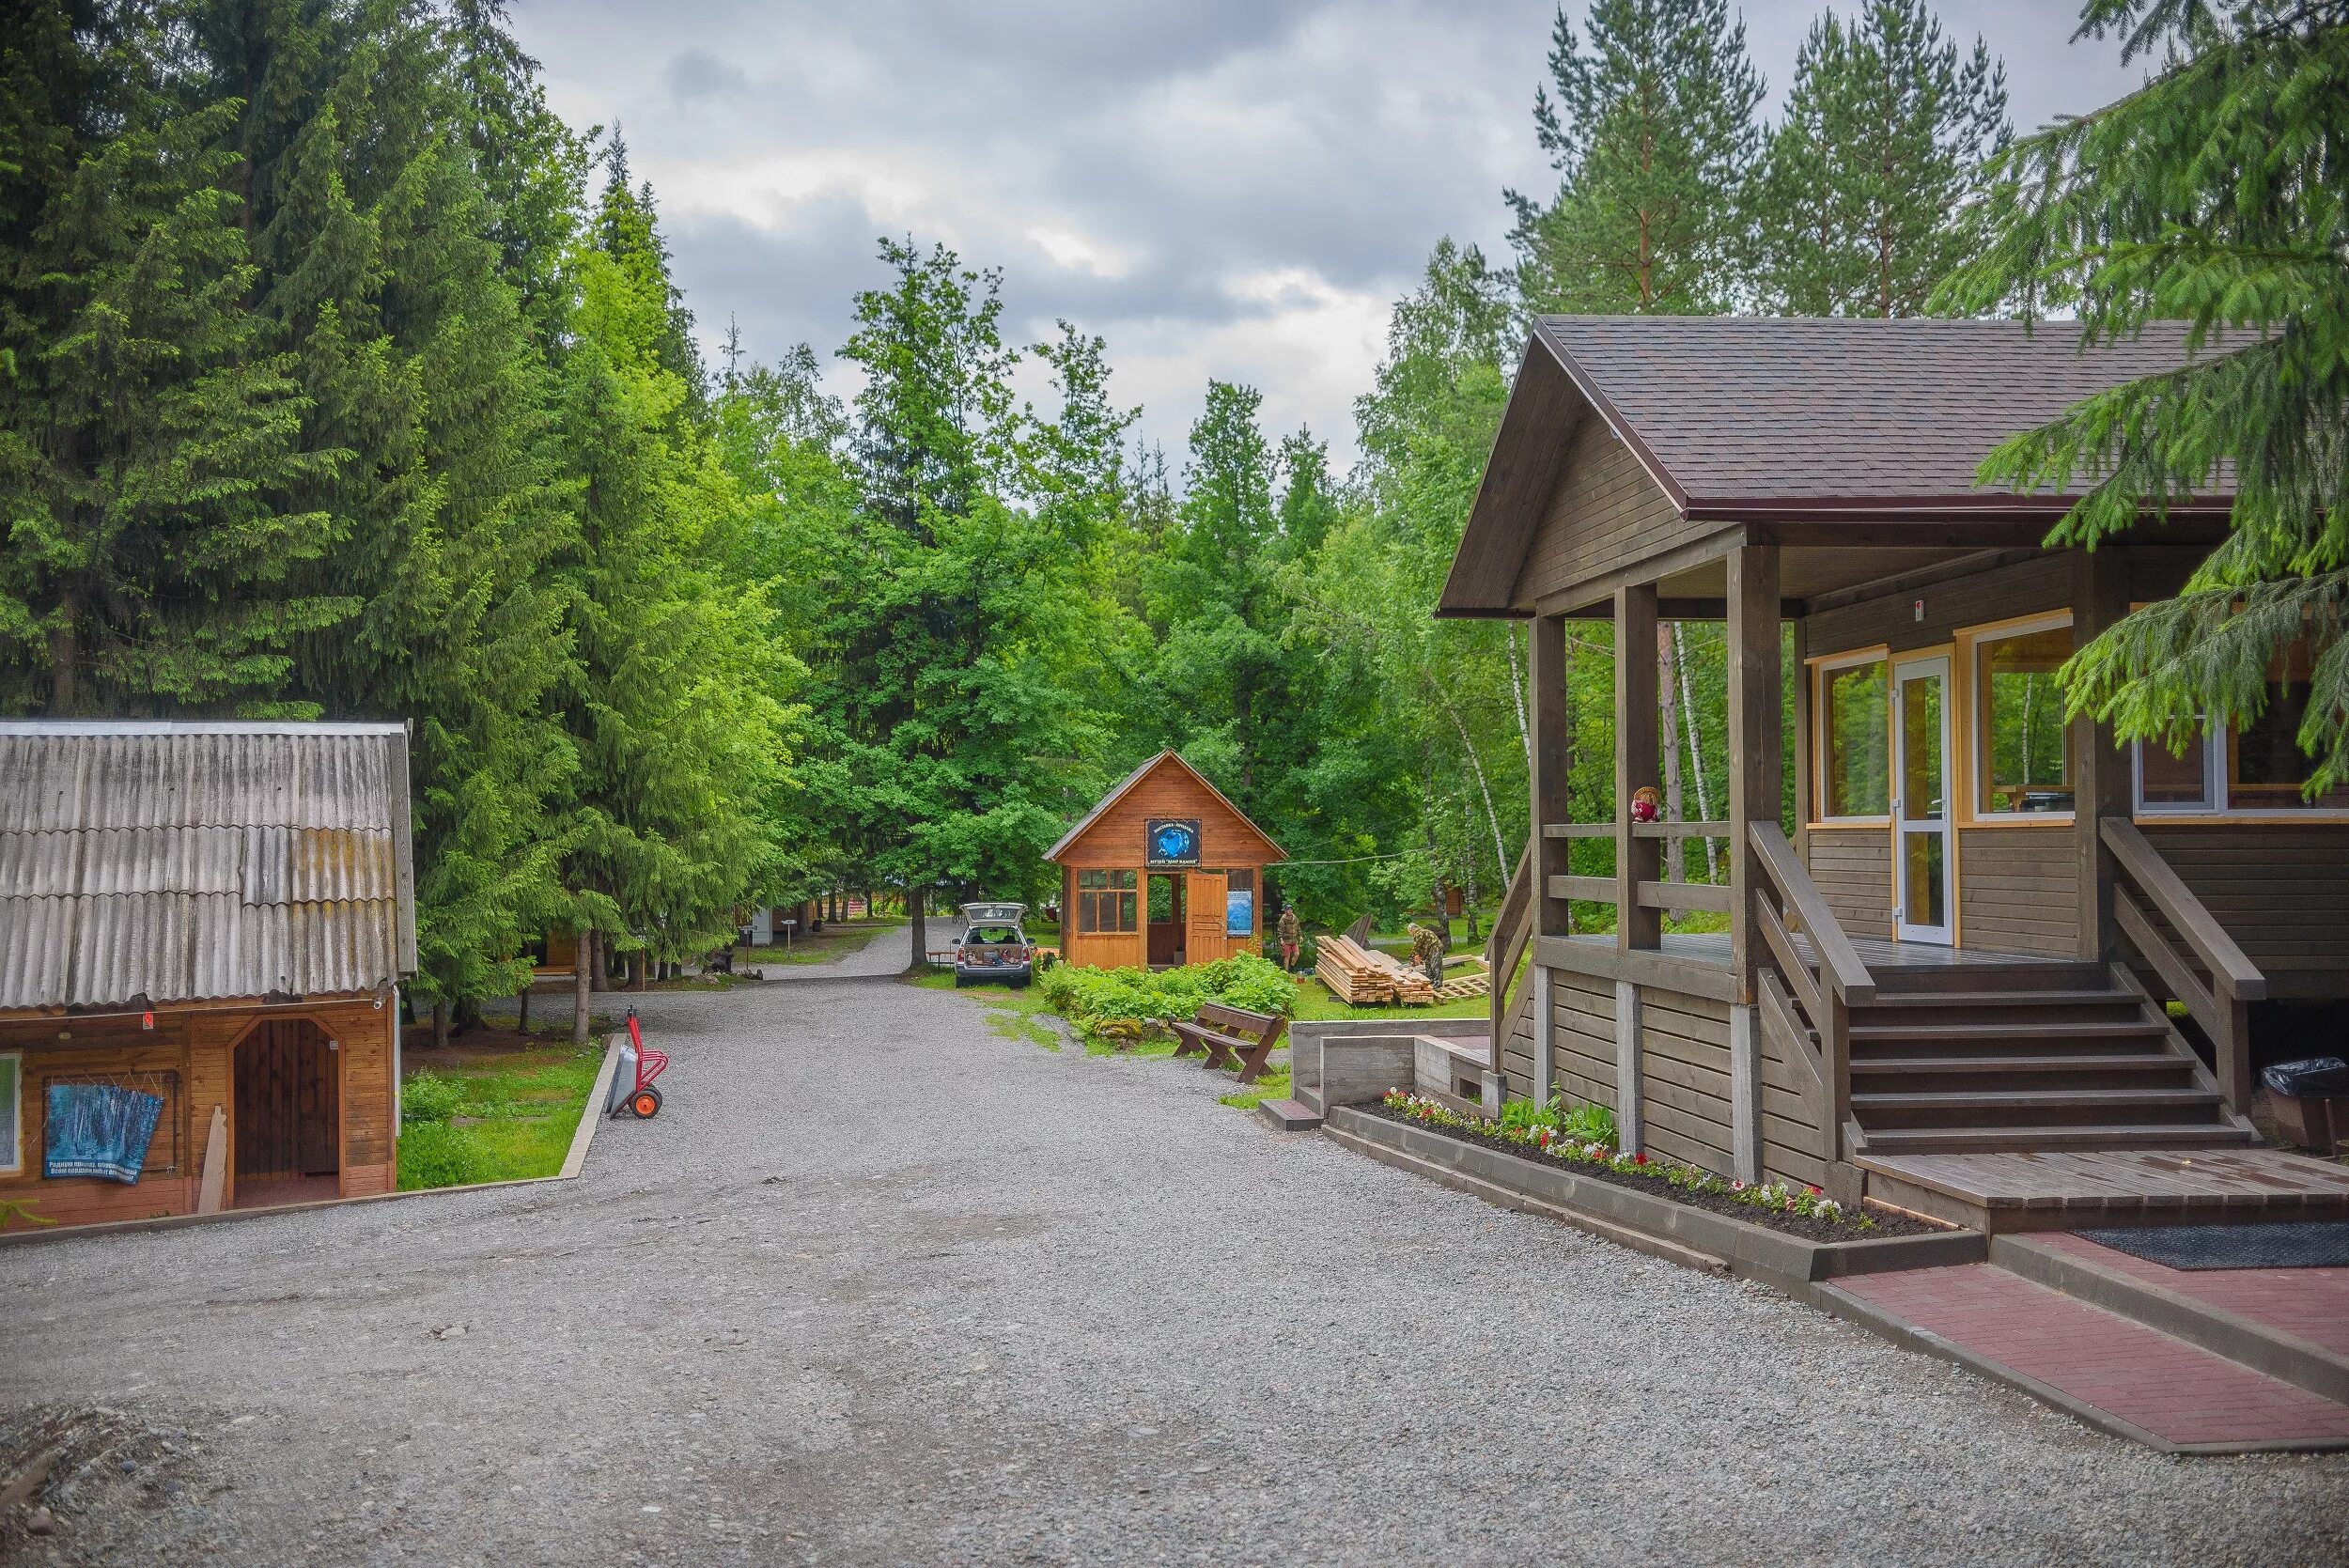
[1499, 1097, 1559, 1136]
[1558, 1098, 1616, 1146]
[1037, 953, 1295, 1046]
[400, 1072, 466, 1126]
[395, 1120, 491, 1189]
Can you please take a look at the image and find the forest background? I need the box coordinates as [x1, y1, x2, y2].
[0, 0, 2114, 1018]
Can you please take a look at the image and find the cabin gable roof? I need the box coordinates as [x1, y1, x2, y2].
[1439, 316, 2232, 618]
[1047, 751, 1284, 865]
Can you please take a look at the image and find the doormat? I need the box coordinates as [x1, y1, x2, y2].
[2077, 1221, 2349, 1271]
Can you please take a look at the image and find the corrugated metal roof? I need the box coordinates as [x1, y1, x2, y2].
[0, 722, 415, 1009]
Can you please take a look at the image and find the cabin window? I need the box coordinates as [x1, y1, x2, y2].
[1975, 617, 2076, 816]
[2137, 727, 2220, 813]
[0, 1052, 18, 1174]
[1816, 654, 1890, 820]
[1077, 869, 1138, 933]
[2230, 639, 2349, 811]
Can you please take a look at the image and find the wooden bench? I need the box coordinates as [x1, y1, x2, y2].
[1170, 1002, 1287, 1084]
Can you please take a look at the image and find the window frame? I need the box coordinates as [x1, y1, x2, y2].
[1962, 610, 2078, 827]
[1075, 868, 1138, 934]
[1809, 645, 1893, 827]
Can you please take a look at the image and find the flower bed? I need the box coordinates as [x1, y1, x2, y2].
[1373, 1090, 1933, 1241]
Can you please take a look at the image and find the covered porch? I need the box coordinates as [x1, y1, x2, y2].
[1452, 318, 2349, 1232]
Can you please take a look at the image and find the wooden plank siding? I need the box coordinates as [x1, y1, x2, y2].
[1809, 827, 1892, 940]
[1052, 753, 1278, 971]
[2141, 822, 2349, 1000]
[1515, 417, 1697, 610]
[1802, 552, 2075, 661]
[1550, 971, 1617, 1113]
[1958, 829, 2084, 957]
[0, 997, 397, 1230]
[1637, 991, 1735, 1176]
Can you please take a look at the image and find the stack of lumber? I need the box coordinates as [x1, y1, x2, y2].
[1314, 934, 1438, 1005]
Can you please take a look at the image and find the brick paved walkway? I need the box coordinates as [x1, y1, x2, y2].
[1836, 1263, 2349, 1450]
[2035, 1233, 2349, 1358]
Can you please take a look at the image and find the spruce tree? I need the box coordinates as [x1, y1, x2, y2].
[1507, 0, 1766, 315]
[1758, 0, 2010, 317]
[1938, 2, 2349, 786]
[0, 2, 340, 715]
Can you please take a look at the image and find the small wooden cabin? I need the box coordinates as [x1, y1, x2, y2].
[0, 721, 416, 1231]
[1449, 318, 2349, 1230]
[1048, 752, 1283, 970]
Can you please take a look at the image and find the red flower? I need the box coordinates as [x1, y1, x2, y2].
[1807, 1185, 1823, 1196]
[1632, 1152, 1648, 1166]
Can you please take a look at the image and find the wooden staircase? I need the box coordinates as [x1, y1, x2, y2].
[1843, 961, 2258, 1157]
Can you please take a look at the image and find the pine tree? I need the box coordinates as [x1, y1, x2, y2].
[1507, 0, 1766, 315]
[1758, 0, 2010, 317]
[1938, 2, 2349, 786]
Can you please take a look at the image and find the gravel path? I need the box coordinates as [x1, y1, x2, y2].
[5, 974, 2347, 1566]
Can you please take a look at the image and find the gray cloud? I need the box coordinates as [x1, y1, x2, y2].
[512, 0, 2146, 470]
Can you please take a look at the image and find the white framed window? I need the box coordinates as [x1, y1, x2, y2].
[0, 1051, 19, 1175]
[2135, 722, 2224, 815]
[1972, 613, 2077, 819]
[1812, 649, 1891, 823]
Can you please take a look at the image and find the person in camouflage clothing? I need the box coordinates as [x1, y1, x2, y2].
[1277, 904, 1301, 971]
[1408, 921, 1446, 988]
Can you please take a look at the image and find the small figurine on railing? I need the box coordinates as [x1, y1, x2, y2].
[1630, 785, 1661, 824]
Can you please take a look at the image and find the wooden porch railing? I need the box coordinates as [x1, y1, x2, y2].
[1539, 820, 1735, 916]
[1749, 821, 1875, 1161]
[1486, 846, 1534, 1053]
[2103, 818, 2267, 1111]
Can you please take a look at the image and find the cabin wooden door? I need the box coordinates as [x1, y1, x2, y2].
[1186, 872, 1228, 965]
[235, 1021, 340, 1179]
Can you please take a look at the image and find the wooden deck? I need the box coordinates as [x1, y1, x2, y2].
[1860, 1146, 2349, 1234]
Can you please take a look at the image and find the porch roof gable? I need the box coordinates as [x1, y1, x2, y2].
[1439, 316, 2232, 617]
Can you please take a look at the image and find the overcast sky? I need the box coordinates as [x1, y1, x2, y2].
[508, 1, 2145, 474]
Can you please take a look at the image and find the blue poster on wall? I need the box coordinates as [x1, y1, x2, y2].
[1144, 818, 1202, 868]
[1226, 888, 1254, 937]
[44, 1083, 163, 1185]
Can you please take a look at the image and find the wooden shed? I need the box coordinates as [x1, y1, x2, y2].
[0, 721, 416, 1232]
[1048, 752, 1283, 970]
[1450, 317, 2349, 1231]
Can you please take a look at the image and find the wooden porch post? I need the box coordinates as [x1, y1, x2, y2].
[1614, 583, 1661, 951]
[1529, 610, 1571, 1101]
[1726, 544, 1780, 1183]
[2073, 550, 2131, 963]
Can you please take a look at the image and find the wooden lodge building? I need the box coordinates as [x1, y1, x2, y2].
[0, 721, 416, 1232]
[1049, 751, 1283, 970]
[1452, 318, 2349, 1231]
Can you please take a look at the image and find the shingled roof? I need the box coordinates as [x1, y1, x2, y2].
[1527, 316, 2222, 511]
[0, 721, 417, 1011]
[1439, 316, 2233, 615]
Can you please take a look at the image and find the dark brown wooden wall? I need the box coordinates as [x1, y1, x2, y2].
[1515, 417, 1702, 609]
[2142, 822, 2349, 1001]
[1808, 827, 1892, 941]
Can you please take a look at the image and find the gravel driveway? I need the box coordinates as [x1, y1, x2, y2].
[5, 953, 2347, 1567]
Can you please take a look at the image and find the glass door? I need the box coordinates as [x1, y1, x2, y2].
[1892, 655, 1954, 944]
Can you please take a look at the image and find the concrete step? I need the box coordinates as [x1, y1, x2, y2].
[1255, 1097, 1324, 1132]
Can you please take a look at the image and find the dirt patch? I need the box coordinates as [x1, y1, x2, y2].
[1361, 1101, 1938, 1241]
[0, 1405, 222, 1565]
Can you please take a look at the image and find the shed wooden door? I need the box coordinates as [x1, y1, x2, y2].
[1186, 872, 1228, 965]
[235, 1021, 340, 1179]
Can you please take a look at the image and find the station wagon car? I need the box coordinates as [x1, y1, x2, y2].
[954, 902, 1033, 988]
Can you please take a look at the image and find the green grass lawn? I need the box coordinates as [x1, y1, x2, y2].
[397, 1042, 604, 1190]
[751, 917, 907, 967]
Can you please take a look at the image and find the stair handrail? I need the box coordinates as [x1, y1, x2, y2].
[1748, 821, 1870, 1161]
[2102, 818, 2265, 1110]
[1749, 822, 1875, 1004]
[1486, 845, 1534, 1054]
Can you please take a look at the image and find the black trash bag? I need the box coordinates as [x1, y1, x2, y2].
[2262, 1056, 2349, 1097]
